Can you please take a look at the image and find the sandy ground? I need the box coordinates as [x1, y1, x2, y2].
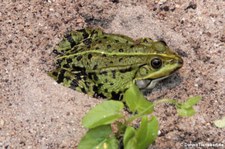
[0, 0, 224, 148]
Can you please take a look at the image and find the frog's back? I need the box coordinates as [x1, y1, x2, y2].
[55, 28, 160, 72]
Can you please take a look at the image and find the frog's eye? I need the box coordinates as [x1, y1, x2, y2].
[151, 58, 162, 69]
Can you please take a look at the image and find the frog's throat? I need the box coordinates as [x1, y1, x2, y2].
[135, 76, 169, 89]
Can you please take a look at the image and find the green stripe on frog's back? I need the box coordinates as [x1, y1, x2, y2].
[57, 48, 174, 73]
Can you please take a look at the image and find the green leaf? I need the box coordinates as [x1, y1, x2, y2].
[124, 137, 137, 149]
[214, 117, 225, 128]
[82, 100, 124, 128]
[123, 126, 137, 149]
[123, 126, 136, 147]
[78, 125, 118, 149]
[123, 84, 153, 115]
[123, 116, 159, 149]
[177, 107, 196, 117]
[136, 116, 159, 148]
[136, 116, 148, 149]
[176, 96, 201, 117]
[147, 116, 159, 144]
[181, 96, 201, 109]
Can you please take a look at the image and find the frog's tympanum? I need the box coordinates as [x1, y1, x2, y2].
[49, 28, 183, 100]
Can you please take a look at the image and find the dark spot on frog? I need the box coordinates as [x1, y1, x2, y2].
[110, 83, 114, 86]
[88, 73, 99, 81]
[95, 92, 107, 99]
[93, 84, 104, 96]
[102, 54, 107, 57]
[107, 44, 111, 49]
[53, 49, 63, 55]
[78, 28, 89, 39]
[100, 71, 108, 75]
[52, 71, 58, 77]
[143, 38, 148, 43]
[119, 58, 123, 62]
[104, 89, 108, 93]
[90, 29, 99, 36]
[93, 85, 98, 93]
[130, 45, 134, 48]
[93, 74, 99, 81]
[115, 39, 119, 43]
[81, 87, 87, 94]
[75, 73, 82, 80]
[111, 70, 116, 79]
[88, 54, 92, 59]
[103, 36, 107, 39]
[76, 55, 83, 61]
[70, 80, 79, 89]
[95, 47, 100, 50]
[64, 76, 71, 81]
[57, 69, 66, 83]
[97, 40, 102, 44]
[119, 67, 132, 73]
[111, 91, 122, 100]
[60, 50, 65, 54]
[119, 48, 123, 52]
[104, 78, 108, 83]
[110, 61, 113, 64]
[84, 81, 90, 90]
[63, 63, 70, 68]
[93, 64, 98, 70]
[98, 83, 104, 88]
[72, 65, 86, 74]
[56, 59, 63, 67]
[83, 74, 88, 80]
[64, 34, 76, 47]
[83, 38, 92, 47]
[66, 58, 73, 63]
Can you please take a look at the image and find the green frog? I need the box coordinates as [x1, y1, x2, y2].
[49, 28, 183, 100]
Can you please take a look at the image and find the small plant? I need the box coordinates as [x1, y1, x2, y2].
[78, 84, 201, 149]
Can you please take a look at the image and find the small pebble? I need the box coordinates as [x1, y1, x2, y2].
[0, 119, 5, 128]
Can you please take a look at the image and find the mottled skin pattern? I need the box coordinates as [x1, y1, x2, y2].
[49, 28, 183, 100]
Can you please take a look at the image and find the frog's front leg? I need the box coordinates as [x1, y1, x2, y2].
[53, 28, 103, 55]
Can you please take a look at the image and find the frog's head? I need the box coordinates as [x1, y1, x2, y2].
[135, 41, 183, 89]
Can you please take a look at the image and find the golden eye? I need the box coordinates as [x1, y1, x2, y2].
[151, 58, 162, 69]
